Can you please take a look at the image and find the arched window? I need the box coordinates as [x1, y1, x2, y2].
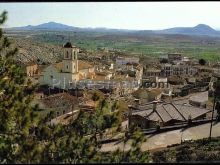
[72, 51, 75, 59]
[66, 51, 69, 58]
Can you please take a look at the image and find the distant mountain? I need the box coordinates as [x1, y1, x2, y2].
[6, 22, 220, 37]
[9, 22, 80, 31]
[7, 22, 136, 33]
[155, 24, 220, 36]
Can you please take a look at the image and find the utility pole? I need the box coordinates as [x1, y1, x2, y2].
[209, 72, 220, 141]
[209, 90, 216, 141]
[128, 105, 132, 132]
[72, 104, 74, 122]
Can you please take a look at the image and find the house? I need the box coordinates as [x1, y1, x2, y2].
[193, 65, 213, 74]
[129, 101, 211, 129]
[168, 53, 182, 62]
[39, 42, 95, 89]
[115, 56, 139, 69]
[182, 56, 190, 62]
[32, 92, 79, 118]
[213, 68, 220, 75]
[131, 88, 163, 104]
[144, 68, 162, 77]
[161, 64, 197, 77]
[24, 61, 38, 77]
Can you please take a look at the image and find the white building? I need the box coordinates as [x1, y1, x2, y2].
[161, 64, 197, 76]
[115, 56, 139, 69]
[39, 42, 95, 89]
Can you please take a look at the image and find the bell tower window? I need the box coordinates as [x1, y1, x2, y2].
[66, 51, 69, 58]
[72, 51, 74, 60]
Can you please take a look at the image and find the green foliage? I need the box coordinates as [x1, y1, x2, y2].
[152, 137, 220, 163]
[0, 10, 42, 163]
[160, 58, 168, 63]
[12, 29, 220, 62]
[214, 79, 220, 100]
[199, 58, 206, 65]
[92, 92, 100, 102]
[215, 101, 220, 121]
[175, 144, 193, 162]
[121, 128, 149, 163]
[152, 150, 167, 163]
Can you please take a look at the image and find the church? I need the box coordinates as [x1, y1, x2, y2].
[39, 42, 95, 89]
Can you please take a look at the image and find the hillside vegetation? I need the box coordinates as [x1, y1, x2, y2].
[7, 34, 63, 63]
[5, 30, 220, 62]
[151, 136, 220, 163]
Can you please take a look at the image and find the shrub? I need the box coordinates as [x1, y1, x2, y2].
[152, 150, 167, 163]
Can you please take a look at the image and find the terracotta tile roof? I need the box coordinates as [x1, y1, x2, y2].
[24, 61, 37, 66]
[51, 60, 94, 72]
[88, 72, 96, 79]
[93, 74, 107, 80]
[39, 93, 78, 109]
[37, 65, 49, 74]
[53, 62, 63, 71]
[79, 73, 84, 79]
[79, 72, 96, 80]
[78, 60, 94, 70]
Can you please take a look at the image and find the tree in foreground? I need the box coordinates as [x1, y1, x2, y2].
[0, 11, 42, 163]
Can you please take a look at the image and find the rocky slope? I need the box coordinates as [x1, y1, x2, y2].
[9, 37, 63, 64]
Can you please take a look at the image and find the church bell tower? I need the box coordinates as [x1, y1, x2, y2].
[62, 42, 79, 73]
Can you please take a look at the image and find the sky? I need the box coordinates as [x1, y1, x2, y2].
[1, 2, 220, 30]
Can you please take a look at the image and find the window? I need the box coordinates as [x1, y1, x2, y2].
[50, 75, 53, 79]
[74, 51, 76, 59]
[66, 51, 69, 58]
[66, 65, 69, 69]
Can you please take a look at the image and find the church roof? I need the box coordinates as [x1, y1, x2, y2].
[63, 42, 77, 48]
[52, 60, 93, 72]
[78, 60, 94, 70]
[53, 62, 63, 71]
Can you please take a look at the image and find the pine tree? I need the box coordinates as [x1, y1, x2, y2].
[0, 11, 42, 163]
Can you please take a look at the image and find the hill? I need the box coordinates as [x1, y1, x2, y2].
[8, 36, 63, 64]
[5, 27, 220, 62]
[156, 24, 220, 37]
[6, 22, 220, 37]
[9, 22, 80, 31]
